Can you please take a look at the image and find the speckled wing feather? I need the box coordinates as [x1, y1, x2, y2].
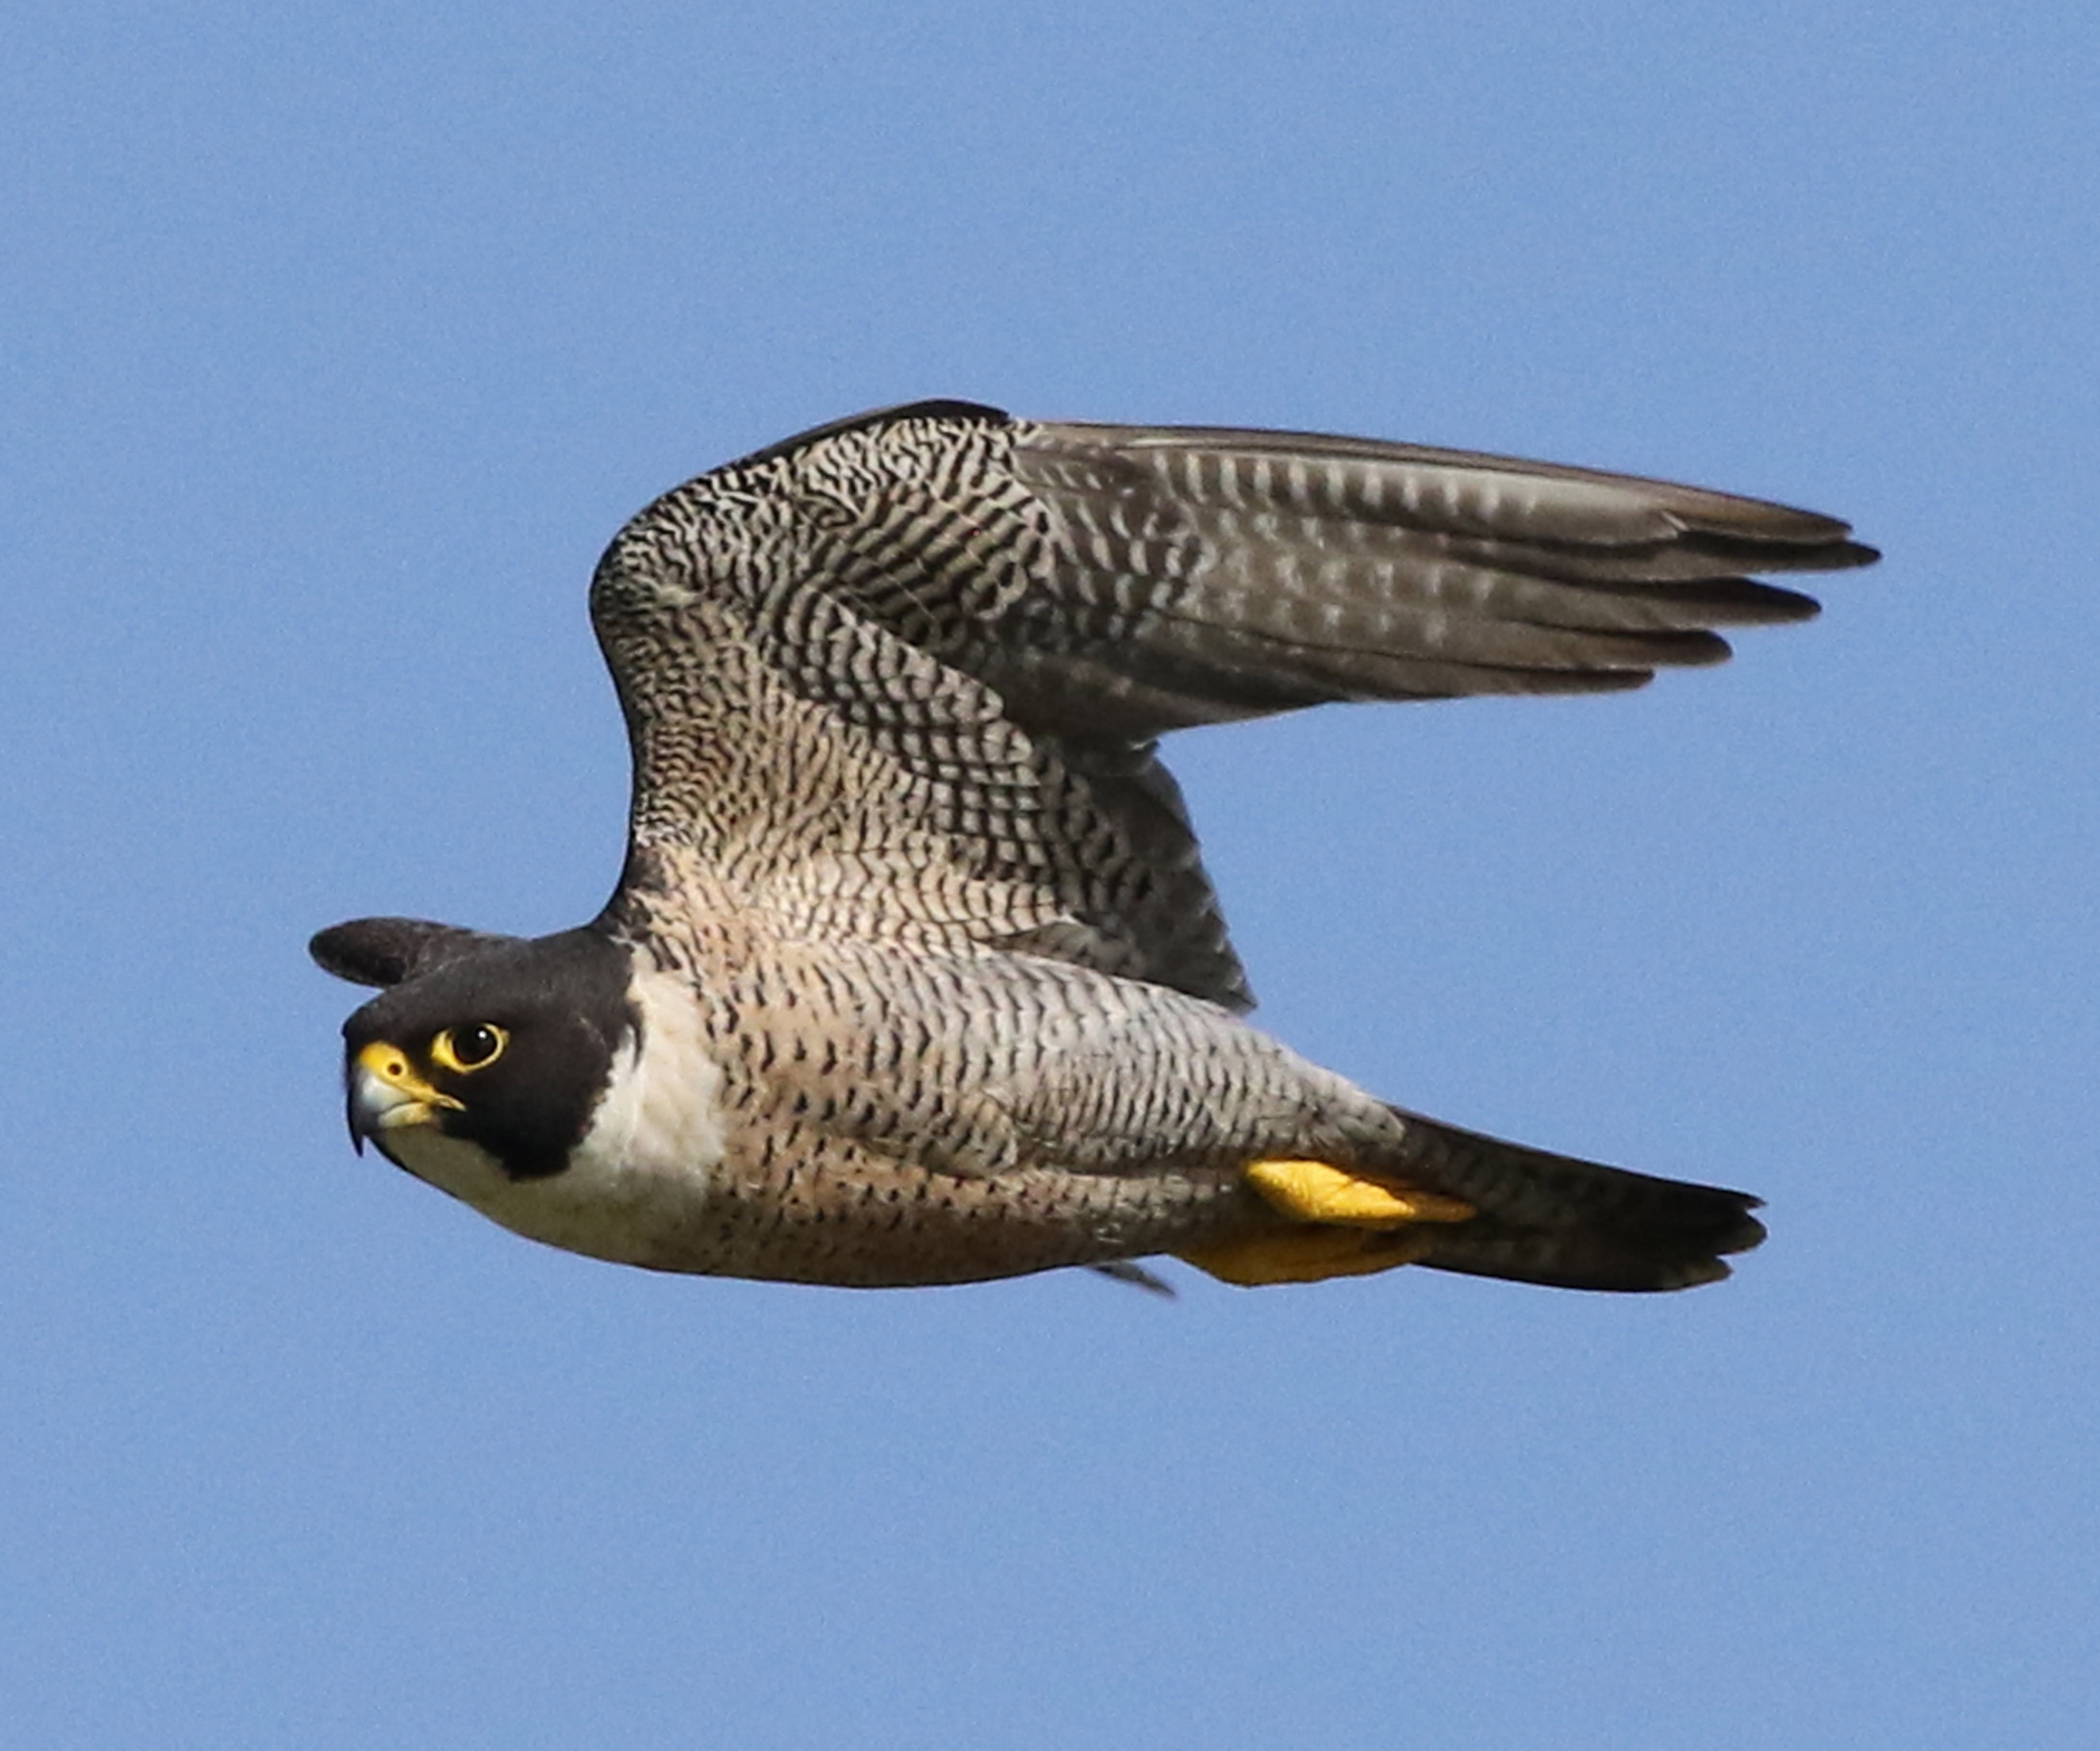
[589, 401, 1873, 1007]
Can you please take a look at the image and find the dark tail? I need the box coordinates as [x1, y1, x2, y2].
[1388, 1109, 1767, 1292]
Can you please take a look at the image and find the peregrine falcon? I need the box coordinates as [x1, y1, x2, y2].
[313, 400, 1874, 1292]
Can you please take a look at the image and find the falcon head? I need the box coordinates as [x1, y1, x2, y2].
[312, 919, 635, 1183]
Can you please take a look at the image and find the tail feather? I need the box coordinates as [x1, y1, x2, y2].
[1387, 1108, 1766, 1292]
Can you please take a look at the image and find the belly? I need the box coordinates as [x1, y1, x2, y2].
[617, 1137, 1266, 1287]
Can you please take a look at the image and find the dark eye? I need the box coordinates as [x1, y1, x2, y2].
[433, 1023, 508, 1073]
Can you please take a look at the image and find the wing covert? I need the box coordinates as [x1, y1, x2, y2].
[589, 403, 1874, 1010]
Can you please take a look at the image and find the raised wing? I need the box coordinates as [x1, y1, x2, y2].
[589, 401, 1874, 1008]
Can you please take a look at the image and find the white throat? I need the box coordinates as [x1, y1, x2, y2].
[381, 967, 732, 1267]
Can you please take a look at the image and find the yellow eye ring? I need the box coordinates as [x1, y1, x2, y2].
[431, 1023, 508, 1074]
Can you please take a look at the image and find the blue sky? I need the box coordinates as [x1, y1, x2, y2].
[5, 3, 2096, 1746]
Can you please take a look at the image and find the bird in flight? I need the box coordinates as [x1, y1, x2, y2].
[314, 400, 1874, 1293]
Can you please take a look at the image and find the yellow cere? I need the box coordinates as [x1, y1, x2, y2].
[355, 1041, 462, 1110]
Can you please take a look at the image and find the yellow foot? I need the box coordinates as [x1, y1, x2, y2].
[1242, 1159, 1475, 1228]
[1171, 1160, 1477, 1287]
[1175, 1225, 1441, 1287]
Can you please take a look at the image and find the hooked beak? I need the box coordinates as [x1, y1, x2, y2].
[345, 1041, 463, 1154]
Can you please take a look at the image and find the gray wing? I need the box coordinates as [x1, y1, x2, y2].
[589, 400, 1874, 1008]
